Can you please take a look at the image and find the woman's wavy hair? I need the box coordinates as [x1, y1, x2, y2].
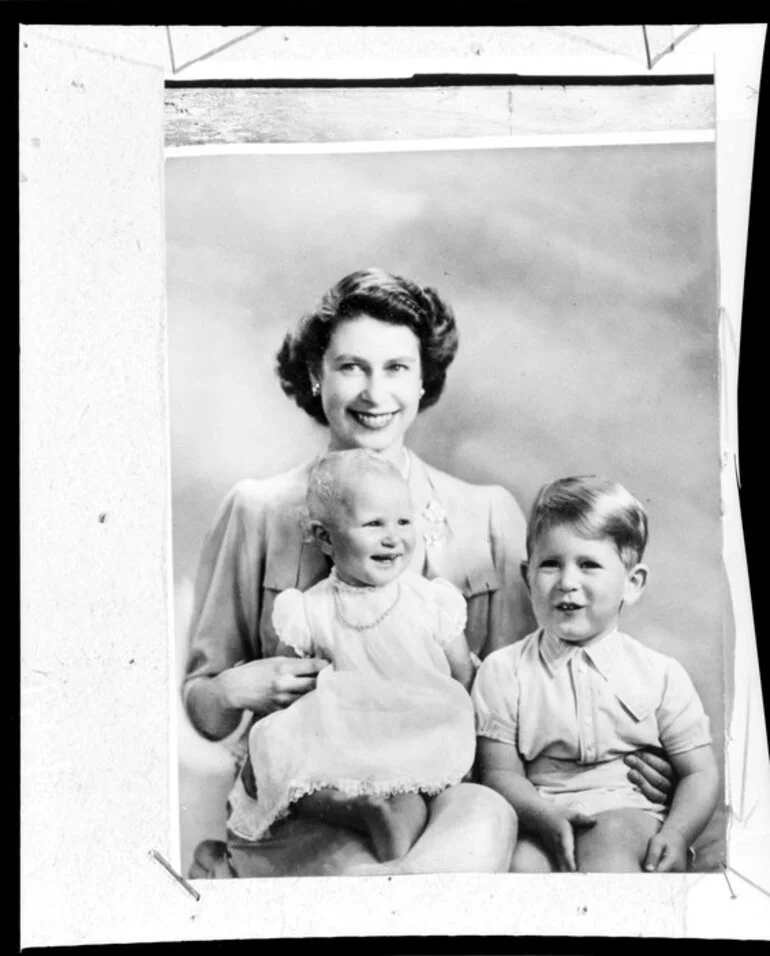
[275, 268, 459, 425]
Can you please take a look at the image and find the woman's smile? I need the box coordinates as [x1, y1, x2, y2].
[348, 409, 400, 430]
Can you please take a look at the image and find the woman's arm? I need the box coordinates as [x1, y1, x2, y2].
[643, 744, 719, 872]
[485, 488, 537, 655]
[187, 658, 329, 739]
[183, 482, 325, 740]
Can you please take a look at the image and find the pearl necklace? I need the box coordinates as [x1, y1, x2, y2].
[332, 581, 402, 631]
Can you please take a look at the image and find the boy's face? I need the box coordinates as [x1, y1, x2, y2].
[523, 523, 647, 644]
[323, 472, 416, 588]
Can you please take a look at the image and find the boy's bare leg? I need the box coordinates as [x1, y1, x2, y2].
[576, 809, 661, 872]
[509, 834, 556, 873]
[294, 788, 428, 862]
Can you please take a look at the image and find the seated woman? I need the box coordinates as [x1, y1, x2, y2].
[182, 268, 674, 878]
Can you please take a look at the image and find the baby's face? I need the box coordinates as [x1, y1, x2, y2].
[327, 472, 416, 588]
[526, 524, 645, 644]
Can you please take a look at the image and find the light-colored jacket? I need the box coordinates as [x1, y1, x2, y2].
[182, 453, 535, 724]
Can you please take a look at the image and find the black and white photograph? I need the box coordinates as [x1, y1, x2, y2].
[20, 23, 770, 946]
[168, 137, 727, 879]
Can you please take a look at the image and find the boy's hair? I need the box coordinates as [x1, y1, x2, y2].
[307, 449, 406, 526]
[526, 475, 649, 569]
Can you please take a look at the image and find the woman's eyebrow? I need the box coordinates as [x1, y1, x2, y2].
[331, 354, 417, 364]
[330, 353, 368, 363]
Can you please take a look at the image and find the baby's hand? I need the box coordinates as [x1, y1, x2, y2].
[643, 827, 688, 872]
[540, 808, 596, 872]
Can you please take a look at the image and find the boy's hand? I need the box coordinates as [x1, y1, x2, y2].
[540, 808, 596, 872]
[643, 827, 689, 872]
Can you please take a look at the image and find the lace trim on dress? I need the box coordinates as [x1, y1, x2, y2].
[229, 772, 466, 844]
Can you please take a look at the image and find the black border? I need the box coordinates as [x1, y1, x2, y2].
[165, 74, 714, 89]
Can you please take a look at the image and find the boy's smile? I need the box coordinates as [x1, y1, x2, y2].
[523, 524, 647, 645]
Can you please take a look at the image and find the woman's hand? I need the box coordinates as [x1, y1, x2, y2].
[625, 749, 676, 805]
[187, 656, 330, 740]
[218, 656, 330, 716]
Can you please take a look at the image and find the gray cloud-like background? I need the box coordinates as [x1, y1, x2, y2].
[166, 143, 724, 870]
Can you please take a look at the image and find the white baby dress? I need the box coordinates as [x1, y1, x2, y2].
[227, 568, 476, 843]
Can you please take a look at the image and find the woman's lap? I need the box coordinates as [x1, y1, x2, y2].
[192, 782, 516, 878]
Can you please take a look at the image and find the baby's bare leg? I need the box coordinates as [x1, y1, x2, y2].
[576, 809, 661, 872]
[363, 792, 429, 862]
[509, 834, 556, 873]
[294, 789, 428, 862]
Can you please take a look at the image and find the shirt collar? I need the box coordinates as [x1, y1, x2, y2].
[539, 628, 654, 720]
[539, 627, 621, 676]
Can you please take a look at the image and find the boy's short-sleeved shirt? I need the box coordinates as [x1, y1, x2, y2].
[472, 628, 712, 816]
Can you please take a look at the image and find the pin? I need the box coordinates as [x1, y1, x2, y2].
[724, 863, 770, 900]
[149, 849, 201, 901]
[720, 863, 737, 899]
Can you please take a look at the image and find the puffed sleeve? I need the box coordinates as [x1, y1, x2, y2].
[428, 577, 468, 648]
[181, 481, 266, 709]
[471, 650, 520, 745]
[657, 657, 712, 756]
[484, 486, 537, 656]
[272, 589, 315, 657]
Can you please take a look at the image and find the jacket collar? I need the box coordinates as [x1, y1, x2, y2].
[407, 454, 496, 596]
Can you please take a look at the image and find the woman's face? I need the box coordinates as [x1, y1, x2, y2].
[316, 314, 423, 462]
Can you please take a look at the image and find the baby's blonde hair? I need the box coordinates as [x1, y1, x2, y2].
[307, 450, 406, 526]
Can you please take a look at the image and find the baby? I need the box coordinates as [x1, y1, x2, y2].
[473, 475, 719, 873]
[227, 449, 476, 862]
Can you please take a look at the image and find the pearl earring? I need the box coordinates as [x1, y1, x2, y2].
[311, 381, 320, 397]
[420, 387, 426, 397]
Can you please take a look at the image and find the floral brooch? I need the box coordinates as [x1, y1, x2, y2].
[421, 499, 449, 549]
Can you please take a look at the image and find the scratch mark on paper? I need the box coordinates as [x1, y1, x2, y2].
[25, 27, 164, 71]
[167, 26, 269, 76]
[648, 25, 703, 69]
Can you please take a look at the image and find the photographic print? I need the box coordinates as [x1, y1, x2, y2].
[167, 137, 726, 879]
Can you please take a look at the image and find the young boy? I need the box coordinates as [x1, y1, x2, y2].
[473, 475, 719, 873]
